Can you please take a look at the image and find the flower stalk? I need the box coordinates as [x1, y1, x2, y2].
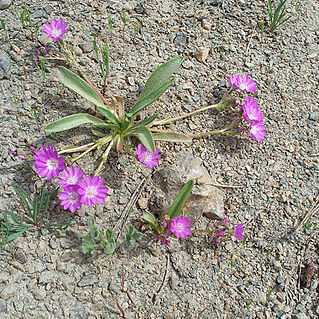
[95, 139, 115, 176]
[153, 103, 220, 126]
[59, 142, 95, 155]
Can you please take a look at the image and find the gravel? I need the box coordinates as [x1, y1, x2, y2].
[0, 0, 318, 318]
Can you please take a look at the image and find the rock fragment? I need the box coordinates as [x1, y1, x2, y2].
[0, 0, 11, 10]
[195, 47, 210, 62]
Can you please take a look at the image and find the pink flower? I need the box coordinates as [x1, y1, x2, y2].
[41, 18, 68, 42]
[249, 121, 266, 142]
[161, 222, 168, 228]
[33, 145, 65, 179]
[9, 151, 25, 160]
[136, 144, 161, 168]
[78, 175, 109, 208]
[160, 238, 171, 246]
[233, 224, 244, 241]
[228, 74, 258, 93]
[169, 216, 192, 240]
[217, 229, 227, 238]
[58, 164, 84, 189]
[241, 97, 264, 123]
[59, 185, 82, 213]
[222, 218, 229, 225]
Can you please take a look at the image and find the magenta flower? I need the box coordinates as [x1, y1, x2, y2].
[249, 121, 266, 142]
[78, 175, 109, 208]
[136, 144, 161, 168]
[160, 238, 171, 246]
[228, 74, 258, 93]
[217, 229, 227, 238]
[169, 216, 192, 240]
[222, 218, 229, 224]
[161, 222, 168, 228]
[41, 18, 68, 42]
[58, 164, 84, 189]
[33, 145, 65, 179]
[59, 185, 82, 213]
[241, 97, 264, 123]
[233, 224, 244, 241]
[9, 151, 25, 160]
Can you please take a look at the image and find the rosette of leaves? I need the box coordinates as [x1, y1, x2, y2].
[44, 57, 191, 173]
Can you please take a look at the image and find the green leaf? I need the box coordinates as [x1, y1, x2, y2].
[139, 56, 183, 100]
[101, 229, 116, 254]
[97, 106, 119, 126]
[141, 212, 159, 230]
[152, 132, 192, 143]
[7, 229, 28, 242]
[129, 78, 175, 116]
[126, 224, 142, 246]
[88, 216, 100, 241]
[129, 114, 158, 131]
[169, 180, 194, 219]
[57, 66, 104, 107]
[45, 113, 105, 133]
[130, 126, 156, 153]
[82, 236, 96, 254]
[13, 185, 32, 215]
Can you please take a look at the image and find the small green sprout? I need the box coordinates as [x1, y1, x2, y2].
[0, 185, 73, 248]
[267, 0, 291, 33]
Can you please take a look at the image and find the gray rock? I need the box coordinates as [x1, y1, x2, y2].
[38, 34, 51, 47]
[0, 272, 10, 284]
[292, 313, 309, 319]
[0, 299, 6, 312]
[135, 2, 146, 14]
[108, 282, 121, 293]
[30, 9, 48, 19]
[0, 0, 11, 10]
[14, 248, 27, 264]
[33, 288, 46, 301]
[37, 240, 49, 258]
[309, 112, 319, 121]
[162, 2, 172, 13]
[79, 42, 93, 53]
[210, 0, 223, 5]
[44, 5, 53, 14]
[38, 270, 56, 285]
[0, 53, 11, 79]
[174, 32, 187, 47]
[0, 284, 17, 299]
[150, 152, 224, 221]
[78, 274, 98, 287]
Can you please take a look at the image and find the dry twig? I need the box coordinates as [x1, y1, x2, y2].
[113, 174, 152, 239]
[296, 197, 319, 232]
[152, 254, 170, 305]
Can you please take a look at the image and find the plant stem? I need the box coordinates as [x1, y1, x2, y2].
[71, 143, 98, 163]
[94, 139, 114, 176]
[153, 103, 219, 126]
[187, 128, 228, 139]
[59, 142, 95, 155]
[192, 229, 212, 234]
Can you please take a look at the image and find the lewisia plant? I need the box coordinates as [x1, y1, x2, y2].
[142, 180, 245, 247]
[36, 18, 266, 175]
